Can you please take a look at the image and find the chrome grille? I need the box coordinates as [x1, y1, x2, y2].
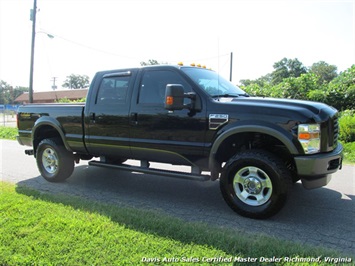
[332, 116, 339, 149]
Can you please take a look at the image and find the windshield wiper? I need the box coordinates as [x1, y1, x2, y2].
[211, 93, 249, 98]
[211, 94, 239, 98]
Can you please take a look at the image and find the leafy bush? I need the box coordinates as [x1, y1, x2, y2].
[56, 97, 86, 103]
[307, 89, 327, 103]
[243, 64, 355, 110]
[327, 65, 355, 110]
[339, 110, 355, 142]
[342, 142, 355, 163]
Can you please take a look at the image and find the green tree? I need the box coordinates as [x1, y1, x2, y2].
[62, 74, 90, 89]
[0, 80, 10, 104]
[242, 81, 274, 97]
[0, 80, 29, 104]
[275, 72, 322, 100]
[309, 61, 338, 85]
[239, 74, 272, 88]
[271, 58, 307, 85]
[326, 65, 355, 110]
[140, 59, 160, 66]
[243, 72, 325, 101]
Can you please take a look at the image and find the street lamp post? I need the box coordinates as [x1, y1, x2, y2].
[29, 0, 37, 103]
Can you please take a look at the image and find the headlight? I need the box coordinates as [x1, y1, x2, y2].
[298, 124, 321, 154]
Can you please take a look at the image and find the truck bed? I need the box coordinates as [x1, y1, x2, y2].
[17, 103, 85, 152]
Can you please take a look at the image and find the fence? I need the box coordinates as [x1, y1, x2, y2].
[0, 105, 19, 127]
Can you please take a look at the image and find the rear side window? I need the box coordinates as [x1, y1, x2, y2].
[96, 76, 130, 105]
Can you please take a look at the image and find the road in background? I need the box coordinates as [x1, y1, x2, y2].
[1, 139, 354, 257]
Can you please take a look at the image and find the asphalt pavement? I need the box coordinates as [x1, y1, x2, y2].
[1, 139, 354, 257]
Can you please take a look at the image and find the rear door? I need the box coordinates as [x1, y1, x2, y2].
[85, 71, 135, 158]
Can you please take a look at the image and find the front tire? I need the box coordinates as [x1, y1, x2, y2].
[36, 138, 74, 182]
[220, 150, 292, 219]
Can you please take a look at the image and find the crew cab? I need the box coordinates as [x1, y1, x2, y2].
[17, 65, 343, 219]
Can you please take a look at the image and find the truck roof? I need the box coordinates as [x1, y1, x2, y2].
[96, 64, 212, 75]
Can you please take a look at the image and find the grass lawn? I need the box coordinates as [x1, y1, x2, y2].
[0, 182, 344, 265]
[0, 126, 17, 140]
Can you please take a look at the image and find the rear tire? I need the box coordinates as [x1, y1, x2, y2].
[220, 150, 291, 219]
[36, 138, 74, 182]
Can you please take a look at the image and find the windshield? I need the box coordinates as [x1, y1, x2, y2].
[181, 67, 247, 97]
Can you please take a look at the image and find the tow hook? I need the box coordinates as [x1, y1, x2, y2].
[25, 149, 34, 156]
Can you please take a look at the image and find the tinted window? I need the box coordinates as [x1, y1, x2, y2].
[138, 70, 191, 104]
[96, 76, 130, 105]
[181, 67, 246, 97]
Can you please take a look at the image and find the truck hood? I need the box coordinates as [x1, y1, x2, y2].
[216, 96, 338, 123]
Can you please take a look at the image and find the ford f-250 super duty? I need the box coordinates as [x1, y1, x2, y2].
[17, 64, 343, 219]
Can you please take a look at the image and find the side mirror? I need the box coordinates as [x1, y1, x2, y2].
[164, 84, 186, 110]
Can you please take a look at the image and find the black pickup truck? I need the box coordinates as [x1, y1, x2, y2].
[17, 65, 343, 219]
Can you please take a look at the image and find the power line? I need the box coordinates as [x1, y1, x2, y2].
[38, 28, 231, 68]
[38, 28, 139, 60]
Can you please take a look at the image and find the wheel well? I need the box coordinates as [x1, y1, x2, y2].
[215, 132, 297, 179]
[33, 125, 63, 155]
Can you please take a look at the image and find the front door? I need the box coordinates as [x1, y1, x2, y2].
[129, 68, 207, 166]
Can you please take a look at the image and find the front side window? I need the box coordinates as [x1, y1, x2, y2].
[138, 70, 192, 105]
[96, 76, 130, 105]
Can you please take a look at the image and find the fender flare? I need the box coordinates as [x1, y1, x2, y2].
[208, 124, 300, 179]
[32, 116, 71, 153]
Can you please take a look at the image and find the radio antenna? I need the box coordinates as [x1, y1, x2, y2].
[230, 52, 233, 82]
[217, 37, 220, 100]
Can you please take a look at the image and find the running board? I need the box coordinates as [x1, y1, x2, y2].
[88, 160, 210, 182]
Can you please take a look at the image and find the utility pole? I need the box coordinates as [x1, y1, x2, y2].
[229, 52, 233, 82]
[29, 0, 37, 103]
[51, 77, 58, 90]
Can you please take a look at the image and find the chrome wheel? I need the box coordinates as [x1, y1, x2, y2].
[233, 166, 273, 206]
[220, 150, 291, 219]
[42, 147, 59, 174]
[36, 138, 74, 182]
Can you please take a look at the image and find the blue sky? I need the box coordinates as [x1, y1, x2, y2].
[0, 0, 354, 91]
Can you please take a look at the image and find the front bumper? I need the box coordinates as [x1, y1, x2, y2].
[294, 142, 343, 189]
